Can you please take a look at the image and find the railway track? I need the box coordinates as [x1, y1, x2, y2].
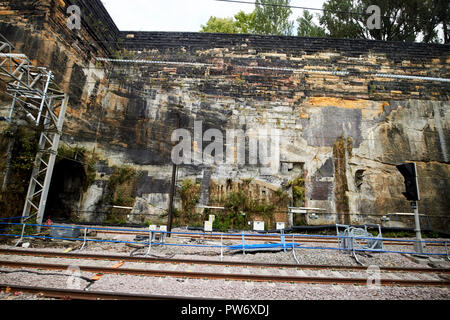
[0, 284, 205, 300]
[0, 251, 449, 288]
[93, 230, 446, 247]
[0, 248, 448, 274]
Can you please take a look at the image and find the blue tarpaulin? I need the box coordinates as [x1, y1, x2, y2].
[227, 243, 302, 252]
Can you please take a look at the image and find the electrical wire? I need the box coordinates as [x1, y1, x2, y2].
[214, 0, 367, 16]
[0, 269, 95, 284]
[214, 0, 444, 23]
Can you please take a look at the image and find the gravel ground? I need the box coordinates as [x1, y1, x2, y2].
[1, 227, 449, 269]
[1, 228, 449, 300]
[1, 253, 446, 282]
[0, 267, 448, 300]
[2, 241, 447, 269]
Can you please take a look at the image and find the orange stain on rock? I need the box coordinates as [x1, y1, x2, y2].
[305, 97, 389, 117]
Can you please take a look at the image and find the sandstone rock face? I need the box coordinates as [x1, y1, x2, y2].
[0, 0, 448, 232]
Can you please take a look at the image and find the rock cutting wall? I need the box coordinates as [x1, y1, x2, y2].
[0, 0, 449, 232]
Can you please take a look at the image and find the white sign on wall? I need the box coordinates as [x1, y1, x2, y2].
[204, 221, 213, 232]
[253, 221, 264, 231]
[276, 222, 285, 230]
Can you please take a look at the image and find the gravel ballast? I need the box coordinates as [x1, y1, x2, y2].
[0, 228, 449, 300]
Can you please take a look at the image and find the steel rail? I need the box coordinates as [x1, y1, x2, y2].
[93, 230, 445, 247]
[0, 260, 448, 287]
[0, 248, 448, 274]
[0, 284, 205, 300]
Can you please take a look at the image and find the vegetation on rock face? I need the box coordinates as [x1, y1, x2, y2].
[333, 136, 353, 224]
[285, 176, 306, 225]
[211, 178, 290, 231]
[286, 176, 305, 207]
[212, 190, 279, 231]
[178, 179, 202, 226]
[106, 166, 136, 206]
[104, 165, 136, 225]
[0, 126, 101, 221]
[0, 127, 39, 218]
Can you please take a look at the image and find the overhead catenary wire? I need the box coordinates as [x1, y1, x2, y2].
[217, 0, 368, 14]
[213, 0, 445, 23]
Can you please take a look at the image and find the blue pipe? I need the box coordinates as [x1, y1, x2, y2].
[1, 220, 446, 245]
[1, 232, 448, 256]
[1, 221, 448, 256]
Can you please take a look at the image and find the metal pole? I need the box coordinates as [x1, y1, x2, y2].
[167, 164, 176, 237]
[220, 233, 223, 262]
[413, 202, 425, 253]
[80, 228, 88, 251]
[35, 71, 52, 126]
[412, 164, 425, 254]
[167, 113, 180, 237]
[145, 229, 153, 257]
[242, 232, 245, 255]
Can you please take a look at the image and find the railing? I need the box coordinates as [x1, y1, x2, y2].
[0, 221, 448, 262]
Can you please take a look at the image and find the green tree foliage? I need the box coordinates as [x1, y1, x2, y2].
[320, 0, 449, 43]
[253, 0, 294, 36]
[296, 10, 327, 37]
[200, 1, 295, 36]
[234, 10, 256, 34]
[200, 16, 240, 34]
[421, 0, 449, 44]
[200, 0, 448, 42]
[200, 11, 255, 34]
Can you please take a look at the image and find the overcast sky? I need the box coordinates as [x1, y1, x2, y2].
[101, 0, 326, 32]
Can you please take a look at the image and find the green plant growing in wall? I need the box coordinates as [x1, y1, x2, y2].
[104, 166, 137, 225]
[0, 127, 39, 219]
[368, 83, 376, 95]
[274, 187, 290, 207]
[286, 176, 305, 207]
[113, 48, 135, 60]
[179, 179, 201, 226]
[333, 136, 352, 224]
[106, 166, 136, 206]
[11, 129, 38, 172]
[211, 190, 277, 231]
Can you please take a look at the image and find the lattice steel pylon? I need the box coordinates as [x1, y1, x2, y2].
[0, 34, 68, 231]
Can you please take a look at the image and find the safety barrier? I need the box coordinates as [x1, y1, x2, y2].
[0, 221, 448, 262]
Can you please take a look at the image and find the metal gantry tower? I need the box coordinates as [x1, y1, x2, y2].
[0, 34, 68, 231]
